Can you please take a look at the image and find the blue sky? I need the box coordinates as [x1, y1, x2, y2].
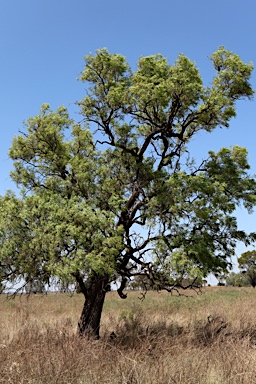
[1, 0, 256, 278]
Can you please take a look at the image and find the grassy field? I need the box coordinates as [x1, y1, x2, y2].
[1, 287, 256, 383]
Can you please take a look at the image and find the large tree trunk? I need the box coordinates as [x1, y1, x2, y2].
[78, 273, 109, 338]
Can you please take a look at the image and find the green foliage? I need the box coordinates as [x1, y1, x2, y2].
[0, 47, 255, 295]
[225, 271, 250, 287]
[238, 251, 256, 288]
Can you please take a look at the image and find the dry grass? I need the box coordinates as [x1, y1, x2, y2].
[1, 287, 256, 383]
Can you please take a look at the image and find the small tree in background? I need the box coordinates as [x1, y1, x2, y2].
[238, 251, 256, 288]
[25, 279, 46, 294]
[0, 282, 4, 294]
[225, 271, 250, 287]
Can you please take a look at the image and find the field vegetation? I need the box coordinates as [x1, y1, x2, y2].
[1, 287, 256, 383]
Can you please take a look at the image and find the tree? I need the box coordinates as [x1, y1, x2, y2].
[0, 282, 4, 294]
[238, 251, 256, 288]
[25, 279, 46, 294]
[128, 274, 157, 290]
[0, 47, 255, 338]
[225, 271, 250, 287]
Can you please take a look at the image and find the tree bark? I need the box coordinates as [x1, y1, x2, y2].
[78, 273, 109, 338]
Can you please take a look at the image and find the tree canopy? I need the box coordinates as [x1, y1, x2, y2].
[238, 250, 256, 288]
[225, 271, 251, 287]
[0, 47, 255, 336]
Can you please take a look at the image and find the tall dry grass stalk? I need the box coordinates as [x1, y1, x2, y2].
[1, 287, 256, 383]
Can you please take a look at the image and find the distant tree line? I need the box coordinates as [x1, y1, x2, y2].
[225, 272, 251, 287]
